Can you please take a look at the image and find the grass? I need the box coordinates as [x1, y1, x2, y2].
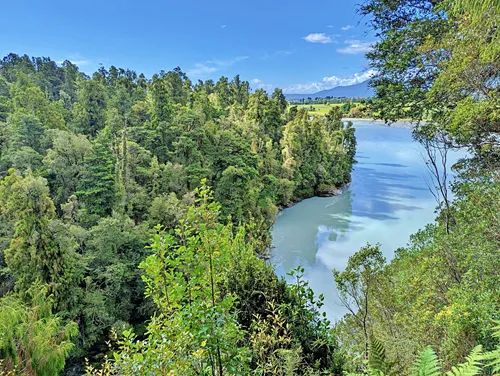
[293, 103, 347, 116]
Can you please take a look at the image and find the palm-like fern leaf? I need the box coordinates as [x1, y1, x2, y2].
[445, 345, 483, 376]
[484, 322, 500, 373]
[369, 336, 388, 375]
[411, 347, 441, 376]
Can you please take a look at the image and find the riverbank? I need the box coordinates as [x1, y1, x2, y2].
[265, 183, 350, 257]
[343, 118, 415, 129]
[277, 182, 349, 212]
[270, 121, 446, 319]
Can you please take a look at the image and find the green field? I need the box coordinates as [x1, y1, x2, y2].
[294, 103, 342, 115]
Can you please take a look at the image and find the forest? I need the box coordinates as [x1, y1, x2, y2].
[0, 34, 355, 376]
[0, 0, 499, 374]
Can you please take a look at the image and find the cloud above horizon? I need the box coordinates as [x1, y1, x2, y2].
[341, 25, 353, 31]
[187, 56, 249, 77]
[283, 69, 377, 93]
[250, 70, 376, 94]
[303, 33, 333, 44]
[337, 40, 373, 54]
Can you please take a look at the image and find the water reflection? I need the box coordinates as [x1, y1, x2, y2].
[271, 190, 353, 271]
[271, 121, 463, 320]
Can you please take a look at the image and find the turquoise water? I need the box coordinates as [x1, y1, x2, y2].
[271, 120, 461, 320]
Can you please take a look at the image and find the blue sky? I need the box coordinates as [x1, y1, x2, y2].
[1, 0, 375, 94]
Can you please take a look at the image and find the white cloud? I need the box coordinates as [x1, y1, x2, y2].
[260, 50, 294, 60]
[337, 39, 373, 54]
[275, 50, 293, 56]
[341, 25, 353, 31]
[282, 69, 377, 94]
[251, 78, 275, 92]
[326, 25, 334, 28]
[187, 56, 249, 77]
[56, 59, 91, 67]
[322, 69, 377, 86]
[56, 53, 91, 67]
[73, 60, 90, 66]
[221, 24, 227, 28]
[206, 56, 249, 66]
[303, 33, 333, 44]
[187, 63, 218, 76]
[250, 69, 376, 94]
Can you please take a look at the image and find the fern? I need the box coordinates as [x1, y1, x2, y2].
[368, 336, 388, 375]
[364, 322, 500, 376]
[369, 370, 386, 376]
[484, 348, 500, 375]
[411, 347, 441, 376]
[483, 322, 500, 374]
[445, 345, 483, 376]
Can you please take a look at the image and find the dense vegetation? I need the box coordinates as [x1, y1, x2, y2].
[0, 50, 355, 375]
[0, 0, 498, 374]
[332, 0, 499, 373]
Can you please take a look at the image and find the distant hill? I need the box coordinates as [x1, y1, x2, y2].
[285, 80, 373, 100]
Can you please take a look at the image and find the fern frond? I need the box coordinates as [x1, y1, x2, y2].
[445, 345, 483, 376]
[369, 370, 386, 376]
[483, 348, 500, 374]
[368, 336, 387, 374]
[411, 347, 441, 376]
[492, 322, 500, 341]
[484, 322, 500, 373]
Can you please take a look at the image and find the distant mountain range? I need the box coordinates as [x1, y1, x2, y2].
[285, 80, 373, 100]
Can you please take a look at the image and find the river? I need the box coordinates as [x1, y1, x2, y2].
[271, 120, 461, 321]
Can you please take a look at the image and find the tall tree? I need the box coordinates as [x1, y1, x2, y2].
[333, 243, 385, 361]
[0, 170, 80, 309]
[76, 135, 116, 223]
[72, 79, 107, 137]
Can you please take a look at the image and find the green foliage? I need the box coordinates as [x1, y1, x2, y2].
[76, 135, 116, 223]
[362, 0, 499, 171]
[0, 3, 497, 372]
[0, 287, 77, 376]
[0, 53, 356, 373]
[344, 0, 500, 374]
[368, 337, 389, 375]
[334, 243, 385, 362]
[147, 192, 185, 229]
[0, 170, 81, 309]
[88, 183, 249, 374]
[281, 107, 356, 198]
[411, 347, 441, 376]
[362, 335, 500, 376]
[81, 215, 149, 347]
[43, 130, 92, 208]
[484, 322, 500, 374]
[71, 79, 107, 137]
[445, 346, 483, 376]
[87, 187, 343, 375]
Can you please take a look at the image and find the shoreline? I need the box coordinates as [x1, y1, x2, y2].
[266, 120, 411, 256]
[342, 118, 415, 129]
[276, 182, 349, 212]
[264, 183, 349, 258]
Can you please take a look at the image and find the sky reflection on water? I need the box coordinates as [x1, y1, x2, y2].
[271, 121, 462, 320]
